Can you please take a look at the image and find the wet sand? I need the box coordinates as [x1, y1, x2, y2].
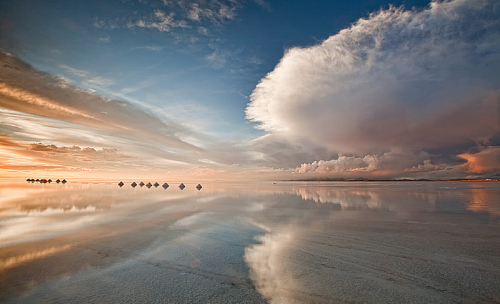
[1, 181, 499, 303]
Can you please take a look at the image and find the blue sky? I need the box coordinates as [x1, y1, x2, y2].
[1, 0, 499, 180]
[1, 0, 431, 137]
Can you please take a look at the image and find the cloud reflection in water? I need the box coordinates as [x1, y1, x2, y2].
[0, 181, 499, 303]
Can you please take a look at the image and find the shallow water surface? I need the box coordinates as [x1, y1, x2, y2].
[1, 181, 499, 303]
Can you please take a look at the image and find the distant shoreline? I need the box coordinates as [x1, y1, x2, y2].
[284, 179, 500, 182]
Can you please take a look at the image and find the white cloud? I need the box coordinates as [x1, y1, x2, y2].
[130, 10, 190, 32]
[59, 64, 114, 87]
[122, 0, 243, 35]
[85, 76, 114, 87]
[132, 45, 164, 51]
[294, 150, 448, 176]
[197, 26, 209, 36]
[246, 0, 500, 173]
[0, 52, 202, 159]
[184, 1, 238, 23]
[59, 64, 88, 78]
[406, 159, 445, 172]
[252, 0, 271, 12]
[98, 36, 110, 43]
[0, 51, 257, 177]
[296, 155, 380, 174]
[205, 50, 228, 69]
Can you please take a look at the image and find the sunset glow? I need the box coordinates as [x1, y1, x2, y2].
[1, 0, 499, 180]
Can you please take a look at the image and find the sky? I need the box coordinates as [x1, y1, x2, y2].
[0, 0, 499, 180]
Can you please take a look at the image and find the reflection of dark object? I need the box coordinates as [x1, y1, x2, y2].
[196, 184, 202, 190]
[146, 182, 152, 189]
[56, 179, 61, 183]
[48, 179, 52, 183]
[154, 182, 159, 188]
[61, 179, 67, 183]
[118, 181, 124, 187]
[162, 183, 169, 189]
[139, 182, 145, 187]
[179, 183, 185, 190]
[131, 182, 137, 188]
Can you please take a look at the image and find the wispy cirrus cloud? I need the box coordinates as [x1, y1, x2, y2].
[0, 51, 258, 178]
[0, 52, 196, 150]
[182, 1, 238, 23]
[128, 10, 190, 32]
[98, 0, 251, 34]
[59, 64, 114, 87]
[0, 51, 205, 176]
[131, 45, 165, 52]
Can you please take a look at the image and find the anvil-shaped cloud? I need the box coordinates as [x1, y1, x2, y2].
[247, 0, 500, 176]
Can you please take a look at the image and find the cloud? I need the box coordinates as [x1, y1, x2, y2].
[0, 51, 224, 176]
[98, 36, 111, 43]
[296, 155, 380, 174]
[130, 10, 190, 32]
[120, 0, 244, 35]
[205, 50, 228, 69]
[457, 146, 500, 174]
[246, 0, 500, 175]
[406, 159, 445, 173]
[252, 0, 271, 12]
[294, 150, 448, 176]
[0, 51, 197, 151]
[0, 52, 261, 178]
[0, 83, 96, 120]
[182, 1, 238, 23]
[59, 64, 114, 87]
[131, 45, 165, 52]
[27, 143, 127, 164]
[58, 65, 88, 78]
[197, 26, 210, 36]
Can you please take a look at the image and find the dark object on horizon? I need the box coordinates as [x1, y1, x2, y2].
[56, 179, 61, 183]
[48, 179, 52, 183]
[61, 179, 67, 183]
[196, 184, 202, 190]
[26, 178, 30, 182]
[162, 183, 169, 189]
[131, 182, 137, 188]
[36, 179, 39, 182]
[40, 179, 47, 183]
[139, 182, 145, 187]
[146, 182, 152, 189]
[179, 183, 185, 190]
[153, 182, 159, 188]
[118, 181, 124, 187]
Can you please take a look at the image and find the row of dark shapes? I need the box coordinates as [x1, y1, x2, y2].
[26, 179, 67, 183]
[118, 181, 202, 190]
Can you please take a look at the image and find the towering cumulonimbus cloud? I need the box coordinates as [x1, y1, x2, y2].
[246, 0, 500, 174]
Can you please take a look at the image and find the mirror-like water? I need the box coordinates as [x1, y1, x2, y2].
[1, 181, 499, 303]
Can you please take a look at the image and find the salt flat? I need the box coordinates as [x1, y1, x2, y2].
[0, 181, 499, 303]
